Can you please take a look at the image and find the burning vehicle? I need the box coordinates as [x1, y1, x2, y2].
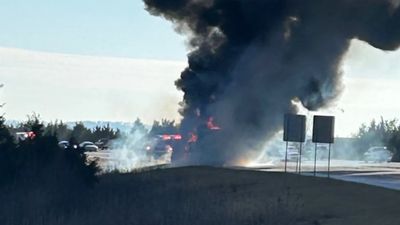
[170, 117, 223, 165]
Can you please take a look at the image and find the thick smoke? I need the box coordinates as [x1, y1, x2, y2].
[144, 0, 400, 165]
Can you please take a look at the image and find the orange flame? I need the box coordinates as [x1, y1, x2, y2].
[207, 117, 221, 130]
[188, 132, 198, 143]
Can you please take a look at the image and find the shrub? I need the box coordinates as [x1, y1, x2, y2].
[0, 116, 100, 187]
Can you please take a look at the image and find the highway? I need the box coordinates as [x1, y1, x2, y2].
[85, 150, 170, 172]
[249, 159, 400, 190]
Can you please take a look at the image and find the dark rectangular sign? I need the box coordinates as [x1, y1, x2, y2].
[283, 114, 306, 143]
[312, 115, 335, 143]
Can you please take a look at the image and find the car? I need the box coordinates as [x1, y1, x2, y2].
[302, 145, 330, 161]
[316, 145, 329, 160]
[79, 141, 99, 152]
[58, 141, 70, 149]
[145, 134, 182, 161]
[364, 146, 392, 163]
[281, 146, 299, 162]
[95, 138, 110, 150]
[79, 141, 94, 148]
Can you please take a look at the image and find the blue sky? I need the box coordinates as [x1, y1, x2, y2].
[0, 0, 186, 60]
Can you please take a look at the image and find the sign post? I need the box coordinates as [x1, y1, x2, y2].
[284, 141, 288, 172]
[298, 142, 303, 174]
[312, 116, 335, 177]
[283, 114, 306, 173]
[314, 143, 317, 176]
[328, 143, 332, 178]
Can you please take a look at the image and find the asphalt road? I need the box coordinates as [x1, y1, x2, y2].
[249, 159, 400, 191]
[85, 150, 171, 172]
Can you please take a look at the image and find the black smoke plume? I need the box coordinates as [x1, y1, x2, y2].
[144, 0, 400, 165]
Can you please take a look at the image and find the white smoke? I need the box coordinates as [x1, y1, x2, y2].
[249, 99, 351, 167]
[102, 130, 158, 172]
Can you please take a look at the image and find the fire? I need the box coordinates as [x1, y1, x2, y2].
[188, 132, 198, 143]
[207, 117, 221, 130]
[173, 117, 220, 163]
[27, 131, 36, 139]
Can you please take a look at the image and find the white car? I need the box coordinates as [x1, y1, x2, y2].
[316, 146, 329, 160]
[282, 146, 299, 162]
[364, 147, 392, 163]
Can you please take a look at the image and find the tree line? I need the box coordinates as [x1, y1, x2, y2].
[6, 116, 179, 144]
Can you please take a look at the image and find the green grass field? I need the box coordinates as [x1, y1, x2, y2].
[1, 166, 400, 225]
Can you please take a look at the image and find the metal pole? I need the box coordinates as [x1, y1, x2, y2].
[285, 141, 288, 173]
[299, 142, 303, 174]
[314, 143, 317, 176]
[295, 144, 299, 173]
[328, 143, 331, 178]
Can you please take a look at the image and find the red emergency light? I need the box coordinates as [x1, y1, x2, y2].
[161, 134, 182, 140]
[173, 134, 182, 140]
[162, 135, 172, 140]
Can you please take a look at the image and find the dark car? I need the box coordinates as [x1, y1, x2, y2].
[79, 141, 99, 152]
[145, 134, 182, 161]
[95, 138, 110, 150]
[58, 141, 70, 149]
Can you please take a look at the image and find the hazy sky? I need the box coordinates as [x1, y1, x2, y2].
[1, 1, 400, 137]
[0, 0, 186, 59]
[0, 47, 185, 123]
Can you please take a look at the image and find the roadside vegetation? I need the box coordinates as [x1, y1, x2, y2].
[0, 114, 99, 223]
[1, 164, 400, 225]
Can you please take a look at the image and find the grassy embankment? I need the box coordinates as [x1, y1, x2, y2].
[1, 166, 400, 225]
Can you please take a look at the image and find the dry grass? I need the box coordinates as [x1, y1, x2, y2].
[1, 166, 400, 225]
